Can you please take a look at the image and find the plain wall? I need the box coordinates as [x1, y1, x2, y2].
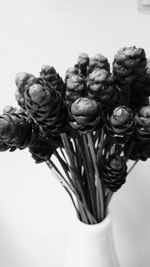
[0, 0, 150, 266]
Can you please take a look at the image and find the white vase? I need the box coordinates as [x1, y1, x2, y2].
[64, 213, 119, 267]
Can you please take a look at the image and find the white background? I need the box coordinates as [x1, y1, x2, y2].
[0, 0, 149, 266]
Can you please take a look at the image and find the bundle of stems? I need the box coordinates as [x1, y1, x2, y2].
[46, 128, 136, 224]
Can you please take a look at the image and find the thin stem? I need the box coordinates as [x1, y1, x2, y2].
[96, 128, 105, 162]
[46, 161, 79, 216]
[46, 159, 74, 193]
[78, 134, 97, 219]
[87, 133, 104, 221]
[127, 160, 139, 175]
[105, 189, 113, 209]
[59, 147, 71, 168]
[61, 133, 92, 223]
[46, 159, 95, 223]
[54, 151, 77, 191]
[125, 140, 135, 162]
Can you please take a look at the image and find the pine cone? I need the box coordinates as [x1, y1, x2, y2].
[101, 155, 127, 192]
[87, 54, 110, 74]
[87, 69, 119, 109]
[113, 46, 147, 104]
[15, 72, 37, 109]
[134, 105, 150, 140]
[24, 79, 68, 137]
[106, 106, 134, 143]
[129, 55, 149, 112]
[29, 136, 56, 163]
[40, 65, 65, 98]
[0, 110, 39, 150]
[69, 97, 102, 133]
[65, 74, 86, 106]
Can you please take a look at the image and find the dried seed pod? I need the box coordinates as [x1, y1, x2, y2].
[40, 65, 65, 98]
[134, 105, 150, 141]
[87, 69, 119, 110]
[113, 46, 147, 104]
[0, 110, 39, 150]
[106, 106, 134, 143]
[69, 97, 102, 133]
[101, 155, 127, 192]
[29, 136, 57, 163]
[65, 74, 86, 106]
[15, 72, 37, 109]
[24, 79, 68, 137]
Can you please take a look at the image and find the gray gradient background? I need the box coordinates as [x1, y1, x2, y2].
[0, 0, 149, 266]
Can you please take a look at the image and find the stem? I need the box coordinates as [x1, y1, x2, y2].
[125, 140, 135, 162]
[61, 133, 93, 223]
[97, 128, 105, 162]
[54, 150, 77, 192]
[78, 134, 97, 219]
[46, 160, 79, 216]
[127, 160, 139, 175]
[87, 133, 104, 221]
[59, 147, 71, 168]
[105, 189, 113, 209]
[46, 159, 96, 223]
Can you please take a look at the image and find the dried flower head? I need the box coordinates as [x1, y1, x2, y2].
[65, 74, 86, 106]
[106, 106, 134, 143]
[15, 72, 37, 109]
[101, 155, 127, 192]
[69, 97, 102, 133]
[40, 65, 65, 98]
[134, 105, 150, 140]
[24, 79, 68, 136]
[87, 69, 118, 109]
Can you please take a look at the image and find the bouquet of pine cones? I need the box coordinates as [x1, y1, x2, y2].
[1, 46, 150, 224]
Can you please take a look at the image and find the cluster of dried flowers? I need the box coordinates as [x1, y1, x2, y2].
[0, 46, 150, 224]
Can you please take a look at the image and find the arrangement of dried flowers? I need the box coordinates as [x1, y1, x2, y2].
[0, 46, 150, 224]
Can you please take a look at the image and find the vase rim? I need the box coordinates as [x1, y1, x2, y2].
[72, 211, 112, 232]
